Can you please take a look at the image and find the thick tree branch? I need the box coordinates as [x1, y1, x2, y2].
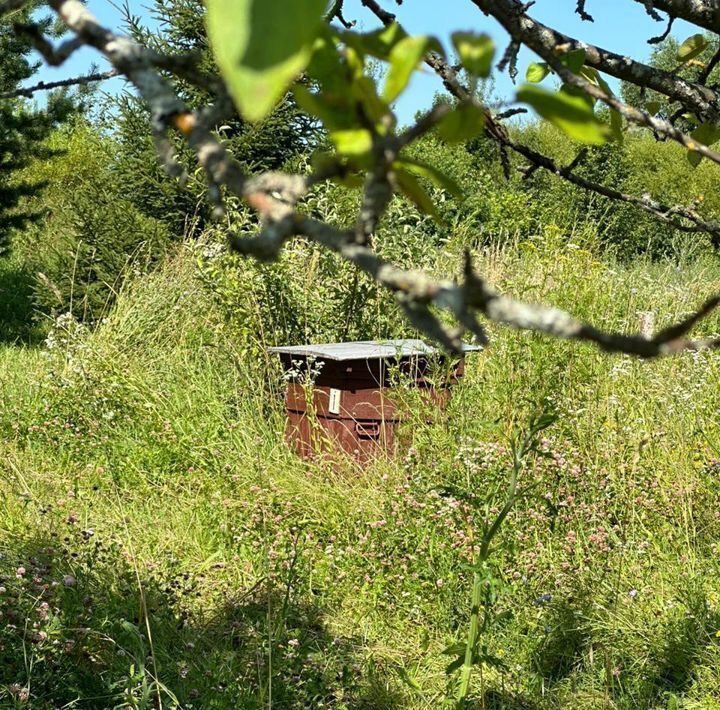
[469, 0, 720, 124]
[631, 0, 720, 35]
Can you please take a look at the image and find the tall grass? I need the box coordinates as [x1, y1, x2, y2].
[2, 234, 720, 708]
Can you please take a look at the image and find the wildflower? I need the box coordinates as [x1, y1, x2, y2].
[63, 575, 76, 588]
[287, 638, 300, 647]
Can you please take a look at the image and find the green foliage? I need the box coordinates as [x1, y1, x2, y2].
[516, 85, 610, 145]
[206, 0, 327, 122]
[15, 120, 170, 322]
[526, 62, 550, 83]
[383, 35, 443, 102]
[3, 238, 720, 706]
[451, 32, 494, 79]
[677, 33, 709, 62]
[500, 119, 719, 257]
[0, 253, 42, 344]
[437, 102, 486, 143]
[115, 0, 319, 237]
[0, 6, 79, 253]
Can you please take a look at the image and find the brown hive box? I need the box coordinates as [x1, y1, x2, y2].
[269, 339, 481, 460]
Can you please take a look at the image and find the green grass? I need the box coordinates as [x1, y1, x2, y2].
[2, 237, 720, 708]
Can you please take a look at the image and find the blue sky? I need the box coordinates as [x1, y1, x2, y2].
[33, 0, 694, 124]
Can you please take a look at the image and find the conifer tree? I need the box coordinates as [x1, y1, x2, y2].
[0, 7, 76, 253]
[114, 0, 320, 237]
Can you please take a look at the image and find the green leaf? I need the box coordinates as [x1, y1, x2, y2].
[329, 128, 373, 158]
[580, 66, 599, 85]
[692, 121, 720, 146]
[350, 76, 391, 126]
[532, 412, 558, 432]
[677, 33, 709, 61]
[561, 48, 586, 74]
[451, 32, 494, 78]
[645, 100, 662, 115]
[383, 35, 444, 103]
[689, 149, 705, 168]
[517, 84, 610, 145]
[306, 31, 346, 92]
[441, 642, 468, 656]
[342, 23, 408, 60]
[206, 0, 327, 122]
[437, 103, 486, 143]
[526, 62, 550, 83]
[686, 121, 720, 167]
[394, 168, 443, 222]
[445, 654, 466, 675]
[397, 157, 463, 198]
[292, 85, 355, 130]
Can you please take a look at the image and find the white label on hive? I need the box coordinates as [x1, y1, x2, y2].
[328, 388, 341, 415]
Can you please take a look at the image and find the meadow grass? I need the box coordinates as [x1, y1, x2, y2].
[2, 236, 720, 708]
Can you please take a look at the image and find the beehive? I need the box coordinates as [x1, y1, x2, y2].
[269, 339, 480, 460]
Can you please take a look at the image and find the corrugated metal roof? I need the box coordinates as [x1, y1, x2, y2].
[268, 339, 482, 362]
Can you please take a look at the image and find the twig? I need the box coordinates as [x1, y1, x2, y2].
[576, 0, 594, 21]
[0, 70, 118, 99]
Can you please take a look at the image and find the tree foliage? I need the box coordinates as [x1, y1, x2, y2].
[112, 0, 320, 237]
[0, 4, 77, 253]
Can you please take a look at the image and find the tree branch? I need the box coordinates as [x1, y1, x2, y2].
[0, 70, 118, 99]
[576, 0, 594, 22]
[469, 0, 720, 123]
[360, 0, 720, 241]
[631, 0, 720, 35]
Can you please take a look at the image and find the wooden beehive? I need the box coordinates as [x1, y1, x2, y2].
[269, 339, 480, 460]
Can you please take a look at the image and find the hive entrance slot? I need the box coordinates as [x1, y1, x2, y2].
[355, 421, 381, 440]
